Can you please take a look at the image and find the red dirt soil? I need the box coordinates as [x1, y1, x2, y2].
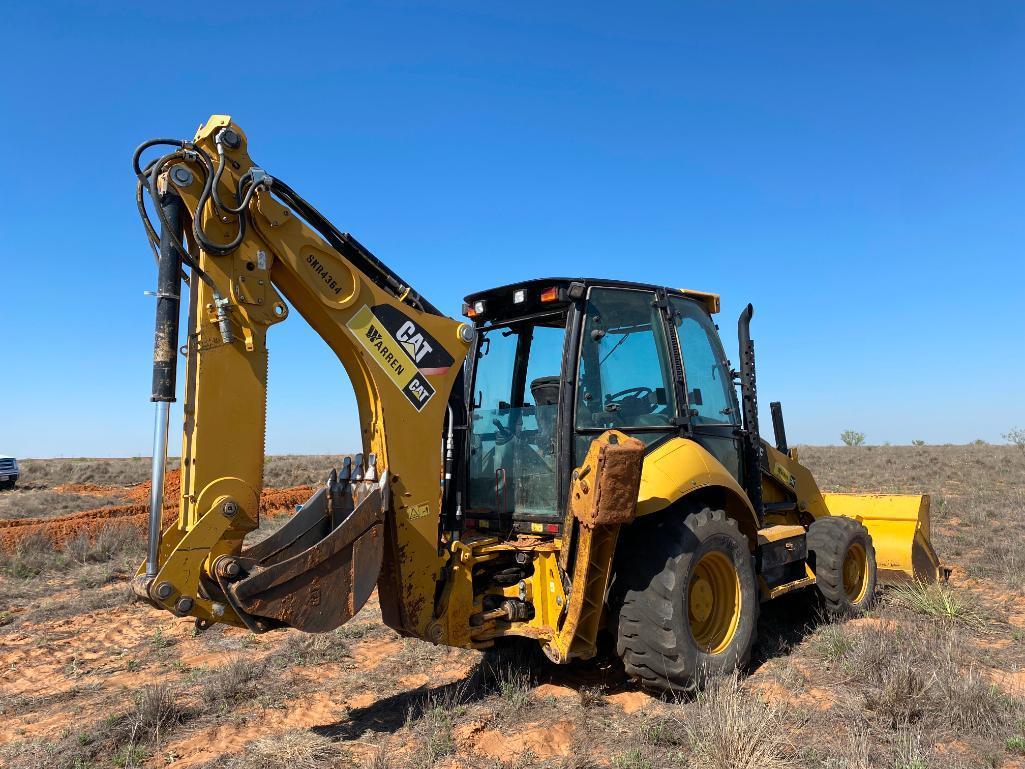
[0, 470, 313, 551]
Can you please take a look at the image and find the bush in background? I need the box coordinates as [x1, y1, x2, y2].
[841, 430, 866, 447]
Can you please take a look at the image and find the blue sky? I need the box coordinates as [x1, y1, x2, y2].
[1, 2, 1022, 457]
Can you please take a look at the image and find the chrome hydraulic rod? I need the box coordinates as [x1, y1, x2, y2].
[146, 401, 171, 576]
[145, 187, 184, 577]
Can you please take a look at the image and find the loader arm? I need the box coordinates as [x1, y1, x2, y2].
[133, 116, 473, 638]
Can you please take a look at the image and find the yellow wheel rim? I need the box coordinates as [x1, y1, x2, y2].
[842, 542, 869, 603]
[688, 551, 742, 654]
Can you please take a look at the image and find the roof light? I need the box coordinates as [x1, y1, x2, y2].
[461, 302, 477, 318]
[473, 300, 486, 315]
[513, 289, 526, 304]
[540, 287, 559, 303]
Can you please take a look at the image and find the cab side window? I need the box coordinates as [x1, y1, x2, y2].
[671, 298, 737, 426]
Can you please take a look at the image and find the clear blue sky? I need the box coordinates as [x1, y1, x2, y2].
[2, 2, 1022, 457]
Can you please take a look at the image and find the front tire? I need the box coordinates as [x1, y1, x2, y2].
[807, 516, 877, 614]
[613, 507, 758, 694]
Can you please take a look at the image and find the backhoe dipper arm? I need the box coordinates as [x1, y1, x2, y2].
[133, 116, 473, 638]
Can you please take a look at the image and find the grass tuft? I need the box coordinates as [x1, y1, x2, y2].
[217, 729, 342, 769]
[495, 664, 533, 712]
[406, 691, 458, 769]
[65, 523, 141, 565]
[201, 656, 267, 713]
[1, 531, 62, 577]
[132, 683, 187, 745]
[887, 581, 986, 627]
[686, 671, 792, 769]
[277, 630, 351, 667]
[812, 622, 858, 668]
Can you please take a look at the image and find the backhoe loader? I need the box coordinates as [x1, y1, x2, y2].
[131, 116, 941, 692]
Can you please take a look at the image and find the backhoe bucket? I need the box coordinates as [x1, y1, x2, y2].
[221, 466, 387, 633]
[821, 492, 942, 583]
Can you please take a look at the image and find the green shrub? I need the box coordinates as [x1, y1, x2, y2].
[841, 430, 866, 447]
[1005, 427, 1025, 456]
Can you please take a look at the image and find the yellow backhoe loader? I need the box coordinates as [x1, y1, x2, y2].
[131, 116, 941, 692]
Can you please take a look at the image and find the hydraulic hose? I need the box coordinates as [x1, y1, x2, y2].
[212, 139, 260, 215]
[138, 148, 232, 343]
[143, 151, 217, 285]
[134, 130, 440, 336]
[268, 177, 441, 315]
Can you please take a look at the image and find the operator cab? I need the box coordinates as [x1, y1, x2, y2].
[460, 279, 742, 536]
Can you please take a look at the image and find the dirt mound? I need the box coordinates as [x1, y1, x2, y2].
[0, 471, 313, 551]
[53, 471, 180, 503]
[53, 482, 128, 497]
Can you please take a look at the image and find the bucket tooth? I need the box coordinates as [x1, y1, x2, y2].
[230, 480, 386, 632]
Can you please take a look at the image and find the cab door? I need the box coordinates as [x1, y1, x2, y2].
[669, 297, 744, 485]
[573, 287, 680, 464]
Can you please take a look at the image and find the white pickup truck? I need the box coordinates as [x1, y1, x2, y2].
[0, 455, 19, 489]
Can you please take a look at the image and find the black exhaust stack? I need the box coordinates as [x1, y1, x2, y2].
[770, 401, 788, 454]
[737, 304, 764, 523]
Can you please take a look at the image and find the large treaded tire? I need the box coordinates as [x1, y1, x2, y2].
[807, 516, 877, 614]
[613, 507, 758, 694]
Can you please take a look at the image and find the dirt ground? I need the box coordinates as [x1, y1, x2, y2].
[1, 446, 1023, 769]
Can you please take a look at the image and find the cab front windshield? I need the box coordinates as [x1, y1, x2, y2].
[467, 312, 567, 520]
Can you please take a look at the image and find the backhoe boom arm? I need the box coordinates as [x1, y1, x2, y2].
[133, 116, 473, 639]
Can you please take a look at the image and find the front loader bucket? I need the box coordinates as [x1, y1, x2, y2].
[217, 466, 387, 633]
[821, 492, 942, 583]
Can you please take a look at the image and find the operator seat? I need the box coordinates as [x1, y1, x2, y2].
[530, 376, 560, 454]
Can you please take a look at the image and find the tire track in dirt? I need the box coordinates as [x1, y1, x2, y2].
[0, 471, 314, 551]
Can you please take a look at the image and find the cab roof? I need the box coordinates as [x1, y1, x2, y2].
[463, 278, 720, 315]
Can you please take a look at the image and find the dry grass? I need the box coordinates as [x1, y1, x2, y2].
[2, 446, 1024, 769]
[14, 457, 167, 488]
[0, 488, 127, 519]
[276, 629, 351, 667]
[214, 729, 343, 769]
[0, 530, 65, 577]
[64, 523, 142, 566]
[804, 614, 1020, 765]
[0, 523, 143, 579]
[262, 455, 344, 487]
[15, 454, 343, 492]
[886, 580, 987, 627]
[405, 697, 458, 768]
[131, 683, 189, 744]
[0, 684, 189, 769]
[686, 671, 793, 769]
[200, 656, 268, 713]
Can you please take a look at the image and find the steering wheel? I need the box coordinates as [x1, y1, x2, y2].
[605, 386, 656, 414]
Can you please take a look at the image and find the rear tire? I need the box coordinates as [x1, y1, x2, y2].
[807, 516, 877, 614]
[613, 507, 758, 694]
